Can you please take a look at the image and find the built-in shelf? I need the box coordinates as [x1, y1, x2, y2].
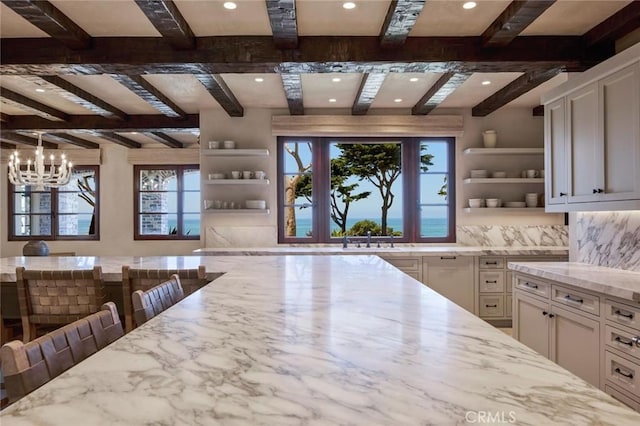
[203, 149, 269, 157]
[203, 209, 270, 214]
[463, 207, 546, 213]
[205, 179, 270, 185]
[463, 178, 544, 184]
[463, 148, 544, 155]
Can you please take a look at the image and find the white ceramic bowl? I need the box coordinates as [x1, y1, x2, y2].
[223, 140, 236, 149]
[245, 199, 266, 209]
[486, 198, 501, 208]
[209, 173, 226, 180]
[492, 171, 507, 178]
[468, 198, 483, 208]
[470, 169, 488, 178]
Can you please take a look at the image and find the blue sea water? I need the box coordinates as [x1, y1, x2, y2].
[292, 217, 448, 238]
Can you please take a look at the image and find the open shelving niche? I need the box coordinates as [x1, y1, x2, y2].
[463, 147, 546, 214]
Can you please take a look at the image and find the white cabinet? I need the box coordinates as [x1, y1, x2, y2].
[381, 257, 422, 282]
[543, 43, 640, 212]
[422, 256, 475, 314]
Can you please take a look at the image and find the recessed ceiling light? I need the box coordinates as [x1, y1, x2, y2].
[131, 132, 138, 135]
[409, 77, 419, 82]
[394, 98, 403, 103]
[332, 77, 341, 82]
[254, 77, 264, 82]
[329, 98, 337, 103]
[462, 2, 477, 10]
[35, 88, 45, 93]
[343, 2, 356, 10]
[223, 2, 237, 10]
[481, 80, 491, 86]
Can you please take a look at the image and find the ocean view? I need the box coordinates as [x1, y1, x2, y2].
[292, 217, 448, 238]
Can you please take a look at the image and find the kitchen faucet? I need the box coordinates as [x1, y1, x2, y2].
[366, 231, 371, 248]
[342, 235, 350, 249]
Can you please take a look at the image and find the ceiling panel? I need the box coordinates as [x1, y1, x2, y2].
[297, 0, 390, 36]
[372, 72, 445, 109]
[221, 74, 288, 109]
[522, 0, 632, 35]
[0, 76, 95, 114]
[301, 73, 362, 108]
[0, 3, 50, 37]
[58, 75, 159, 115]
[410, 0, 510, 36]
[141, 75, 221, 113]
[175, 0, 272, 36]
[438, 73, 523, 108]
[0, 101, 31, 115]
[50, 0, 160, 37]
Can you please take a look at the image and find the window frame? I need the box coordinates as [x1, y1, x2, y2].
[133, 164, 200, 241]
[277, 136, 456, 244]
[8, 165, 100, 241]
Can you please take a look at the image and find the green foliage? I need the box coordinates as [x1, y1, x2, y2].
[343, 219, 401, 237]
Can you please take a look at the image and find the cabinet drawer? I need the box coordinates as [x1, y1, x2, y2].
[605, 325, 640, 362]
[506, 294, 512, 318]
[605, 299, 640, 331]
[479, 295, 504, 317]
[551, 285, 600, 316]
[479, 271, 505, 293]
[605, 350, 640, 399]
[384, 257, 420, 272]
[605, 384, 640, 411]
[479, 257, 504, 269]
[514, 275, 550, 299]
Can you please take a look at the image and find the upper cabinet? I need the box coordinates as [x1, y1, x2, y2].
[542, 43, 640, 212]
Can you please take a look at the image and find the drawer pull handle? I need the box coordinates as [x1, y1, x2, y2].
[440, 256, 457, 260]
[632, 336, 640, 348]
[564, 295, 583, 304]
[548, 313, 555, 318]
[614, 336, 634, 347]
[615, 310, 634, 320]
[485, 261, 498, 265]
[524, 282, 539, 289]
[542, 311, 548, 316]
[485, 304, 498, 308]
[614, 368, 634, 380]
[559, 192, 567, 196]
[486, 280, 498, 284]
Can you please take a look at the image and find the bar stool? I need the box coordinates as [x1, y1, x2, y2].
[132, 274, 185, 326]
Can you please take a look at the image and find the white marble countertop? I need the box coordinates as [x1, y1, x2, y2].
[508, 262, 640, 302]
[193, 244, 569, 257]
[2, 255, 639, 425]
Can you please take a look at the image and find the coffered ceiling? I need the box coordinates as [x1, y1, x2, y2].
[1, 0, 638, 149]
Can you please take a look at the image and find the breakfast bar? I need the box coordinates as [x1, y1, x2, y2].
[1, 255, 640, 424]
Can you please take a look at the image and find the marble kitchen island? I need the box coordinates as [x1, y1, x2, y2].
[1, 255, 639, 425]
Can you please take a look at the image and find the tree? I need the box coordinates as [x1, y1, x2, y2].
[76, 174, 96, 234]
[284, 142, 312, 237]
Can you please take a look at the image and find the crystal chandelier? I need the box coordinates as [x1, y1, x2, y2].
[8, 132, 73, 188]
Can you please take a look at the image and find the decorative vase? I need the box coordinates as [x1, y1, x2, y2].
[482, 130, 497, 148]
[23, 240, 50, 256]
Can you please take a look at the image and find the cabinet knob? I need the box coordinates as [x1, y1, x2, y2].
[559, 192, 567, 196]
[593, 189, 598, 194]
[598, 188, 604, 193]
[632, 336, 640, 347]
[542, 311, 548, 316]
[548, 313, 555, 318]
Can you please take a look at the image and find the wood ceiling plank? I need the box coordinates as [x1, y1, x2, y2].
[98, 132, 142, 149]
[352, 73, 387, 115]
[482, 0, 556, 47]
[0, 87, 68, 121]
[26, 76, 128, 120]
[47, 133, 100, 149]
[134, 0, 195, 50]
[266, 0, 298, 49]
[1, 113, 11, 122]
[280, 74, 304, 115]
[472, 68, 563, 117]
[412, 73, 470, 115]
[145, 131, 183, 148]
[532, 105, 544, 116]
[195, 74, 244, 117]
[2, 0, 91, 50]
[582, 1, 640, 48]
[379, 0, 426, 48]
[110, 74, 186, 118]
[0, 131, 58, 149]
[0, 36, 607, 75]
[1, 114, 199, 132]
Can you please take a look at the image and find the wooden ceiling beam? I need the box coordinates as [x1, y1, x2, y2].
[266, 0, 298, 49]
[379, 0, 426, 48]
[0, 131, 58, 149]
[582, 1, 640, 48]
[0, 36, 607, 75]
[0, 87, 68, 121]
[352, 73, 387, 115]
[472, 68, 563, 116]
[110, 74, 186, 118]
[280, 74, 304, 115]
[23, 75, 128, 120]
[145, 132, 183, 148]
[532, 105, 544, 116]
[482, 0, 556, 47]
[1, 142, 17, 151]
[134, 0, 195, 50]
[412, 73, 470, 115]
[195, 74, 244, 117]
[47, 133, 100, 149]
[1, 113, 11, 122]
[1, 114, 198, 132]
[2, 0, 91, 50]
[97, 132, 142, 149]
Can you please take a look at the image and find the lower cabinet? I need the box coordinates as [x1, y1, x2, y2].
[422, 256, 475, 314]
[381, 257, 421, 281]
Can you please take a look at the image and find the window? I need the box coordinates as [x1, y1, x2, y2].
[9, 166, 100, 240]
[134, 165, 200, 240]
[277, 137, 455, 243]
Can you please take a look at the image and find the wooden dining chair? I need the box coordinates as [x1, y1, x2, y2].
[132, 274, 185, 327]
[121, 265, 207, 332]
[1, 302, 123, 404]
[16, 266, 106, 343]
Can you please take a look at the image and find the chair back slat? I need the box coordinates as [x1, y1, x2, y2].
[131, 275, 185, 327]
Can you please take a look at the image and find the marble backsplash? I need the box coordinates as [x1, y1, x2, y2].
[456, 225, 568, 247]
[575, 211, 640, 272]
